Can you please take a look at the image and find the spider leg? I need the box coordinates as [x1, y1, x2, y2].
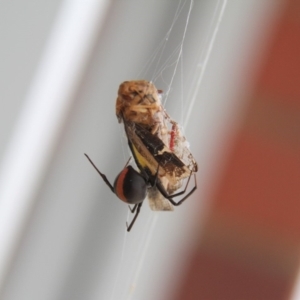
[126, 202, 143, 232]
[152, 163, 160, 186]
[84, 153, 114, 193]
[167, 172, 193, 198]
[123, 156, 132, 168]
[128, 204, 138, 213]
[156, 172, 197, 206]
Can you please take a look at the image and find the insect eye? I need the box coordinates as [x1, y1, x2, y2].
[114, 166, 147, 204]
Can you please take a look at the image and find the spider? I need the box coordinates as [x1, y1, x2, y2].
[84, 153, 196, 231]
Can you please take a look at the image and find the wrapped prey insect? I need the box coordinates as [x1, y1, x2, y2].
[116, 80, 198, 213]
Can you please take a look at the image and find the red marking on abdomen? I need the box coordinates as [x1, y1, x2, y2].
[115, 168, 128, 203]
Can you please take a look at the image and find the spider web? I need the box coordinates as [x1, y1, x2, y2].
[110, 1, 227, 299]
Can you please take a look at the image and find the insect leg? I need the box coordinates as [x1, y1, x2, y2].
[84, 153, 114, 193]
[126, 202, 143, 232]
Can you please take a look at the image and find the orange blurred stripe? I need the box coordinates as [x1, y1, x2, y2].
[172, 1, 300, 299]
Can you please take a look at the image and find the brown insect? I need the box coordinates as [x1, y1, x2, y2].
[116, 80, 197, 211]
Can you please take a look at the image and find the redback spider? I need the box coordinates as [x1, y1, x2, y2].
[84, 153, 197, 231]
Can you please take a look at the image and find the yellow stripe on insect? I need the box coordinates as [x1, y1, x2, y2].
[131, 144, 149, 169]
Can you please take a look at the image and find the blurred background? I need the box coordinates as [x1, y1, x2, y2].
[0, 0, 299, 299]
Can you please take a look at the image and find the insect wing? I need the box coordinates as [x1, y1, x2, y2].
[116, 80, 197, 175]
[123, 119, 177, 211]
[169, 121, 198, 173]
[124, 119, 191, 182]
